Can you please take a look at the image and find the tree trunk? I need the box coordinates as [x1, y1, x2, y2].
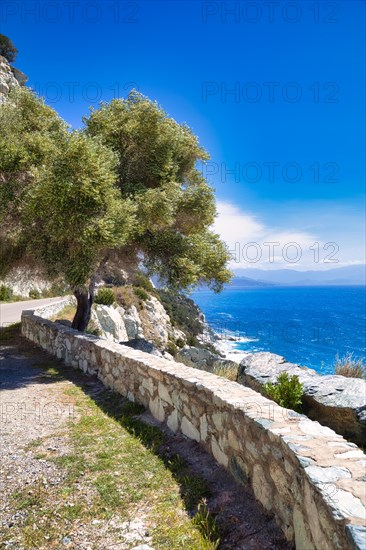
[72, 281, 95, 332]
[71, 256, 108, 332]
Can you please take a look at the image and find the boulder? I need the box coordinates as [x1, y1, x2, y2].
[92, 304, 128, 342]
[238, 352, 366, 446]
[122, 338, 164, 358]
[142, 296, 186, 346]
[176, 345, 239, 374]
[11, 66, 28, 86]
[123, 305, 144, 339]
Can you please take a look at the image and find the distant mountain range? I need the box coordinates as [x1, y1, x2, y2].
[229, 265, 366, 287]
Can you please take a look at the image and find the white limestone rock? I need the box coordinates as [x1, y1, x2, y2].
[0, 55, 27, 104]
[124, 305, 144, 339]
[92, 304, 128, 342]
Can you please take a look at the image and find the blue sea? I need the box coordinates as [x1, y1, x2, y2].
[192, 286, 366, 375]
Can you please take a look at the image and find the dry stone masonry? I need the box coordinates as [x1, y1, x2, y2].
[239, 352, 366, 447]
[22, 300, 366, 550]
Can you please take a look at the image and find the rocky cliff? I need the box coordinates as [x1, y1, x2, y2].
[0, 55, 28, 103]
[85, 286, 244, 379]
[83, 286, 219, 365]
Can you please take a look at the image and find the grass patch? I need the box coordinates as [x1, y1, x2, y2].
[0, 322, 21, 343]
[192, 499, 221, 549]
[5, 375, 221, 549]
[50, 304, 76, 323]
[334, 352, 366, 379]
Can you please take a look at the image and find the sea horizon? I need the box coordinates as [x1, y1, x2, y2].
[192, 285, 366, 375]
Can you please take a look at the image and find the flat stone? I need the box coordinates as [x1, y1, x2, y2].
[211, 437, 228, 467]
[335, 450, 365, 460]
[149, 397, 165, 423]
[305, 465, 351, 484]
[157, 382, 173, 405]
[229, 456, 249, 485]
[331, 490, 366, 520]
[167, 410, 178, 432]
[181, 416, 200, 442]
[346, 524, 366, 550]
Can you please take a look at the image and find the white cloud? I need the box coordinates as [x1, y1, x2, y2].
[213, 201, 337, 270]
[213, 202, 264, 242]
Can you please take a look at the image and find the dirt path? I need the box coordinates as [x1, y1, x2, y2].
[0, 326, 293, 550]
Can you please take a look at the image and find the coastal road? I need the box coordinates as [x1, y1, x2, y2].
[0, 297, 63, 327]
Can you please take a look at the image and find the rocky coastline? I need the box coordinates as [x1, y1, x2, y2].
[61, 290, 365, 446]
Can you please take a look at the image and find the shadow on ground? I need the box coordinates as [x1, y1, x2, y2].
[0, 324, 294, 549]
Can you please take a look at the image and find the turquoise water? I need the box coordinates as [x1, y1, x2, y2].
[192, 286, 366, 374]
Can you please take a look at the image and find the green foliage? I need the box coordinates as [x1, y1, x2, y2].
[186, 334, 199, 347]
[166, 340, 178, 357]
[29, 288, 41, 300]
[133, 273, 154, 292]
[24, 132, 136, 288]
[94, 287, 115, 306]
[84, 91, 232, 292]
[157, 289, 203, 339]
[1, 88, 231, 320]
[264, 372, 303, 412]
[0, 285, 13, 301]
[0, 34, 18, 62]
[0, 88, 136, 289]
[84, 91, 209, 194]
[85, 319, 101, 337]
[176, 337, 185, 348]
[334, 353, 366, 379]
[192, 500, 220, 549]
[0, 88, 69, 280]
[133, 286, 149, 301]
[41, 282, 68, 298]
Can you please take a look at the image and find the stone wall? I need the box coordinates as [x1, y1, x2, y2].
[238, 352, 366, 447]
[21, 301, 366, 550]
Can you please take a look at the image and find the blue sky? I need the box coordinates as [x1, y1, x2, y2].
[2, 0, 365, 270]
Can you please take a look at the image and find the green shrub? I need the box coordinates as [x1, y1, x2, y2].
[133, 286, 149, 301]
[86, 319, 101, 337]
[176, 337, 186, 348]
[0, 34, 18, 63]
[334, 353, 365, 379]
[29, 288, 41, 300]
[264, 372, 303, 412]
[186, 334, 199, 347]
[0, 285, 13, 301]
[134, 273, 154, 292]
[192, 499, 220, 549]
[156, 289, 204, 340]
[166, 341, 178, 357]
[94, 287, 115, 306]
[41, 282, 69, 298]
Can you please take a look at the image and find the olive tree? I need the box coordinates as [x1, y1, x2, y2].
[0, 89, 135, 330]
[1, 89, 231, 331]
[0, 34, 18, 63]
[84, 91, 232, 292]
